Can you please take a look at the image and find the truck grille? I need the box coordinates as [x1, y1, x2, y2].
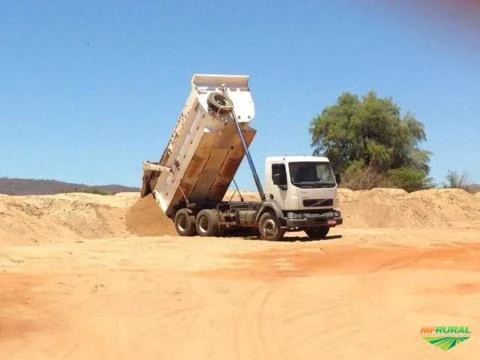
[303, 199, 333, 207]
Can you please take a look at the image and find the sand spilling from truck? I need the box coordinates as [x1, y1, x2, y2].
[125, 194, 176, 236]
[1, 189, 479, 245]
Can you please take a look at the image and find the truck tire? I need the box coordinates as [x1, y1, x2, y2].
[258, 212, 286, 241]
[207, 93, 233, 114]
[174, 208, 196, 236]
[305, 227, 329, 240]
[195, 209, 219, 237]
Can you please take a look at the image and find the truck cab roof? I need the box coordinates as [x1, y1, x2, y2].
[266, 155, 330, 163]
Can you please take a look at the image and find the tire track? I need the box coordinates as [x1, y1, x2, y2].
[348, 248, 457, 360]
[233, 279, 285, 360]
[280, 278, 365, 359]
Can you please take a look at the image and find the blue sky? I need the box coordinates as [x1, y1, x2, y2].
[1, 0, 478, 188]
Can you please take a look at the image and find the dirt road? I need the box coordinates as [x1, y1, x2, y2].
[1, 226, 479, 360]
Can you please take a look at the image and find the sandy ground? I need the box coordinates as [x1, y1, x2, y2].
[1, 189, 479, 359]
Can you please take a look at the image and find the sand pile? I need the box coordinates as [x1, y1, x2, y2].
[126, 194, 176, 236]
[339, 188, 480, 228]
[223, 190, 261, 202]
[1, 189, 478, 244]
[0, 191, 177, 244]
[0, 192, 138, 244]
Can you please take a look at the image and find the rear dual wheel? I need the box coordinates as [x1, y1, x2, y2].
[174, 209, 196, 236]
[195, 209, 219, 237]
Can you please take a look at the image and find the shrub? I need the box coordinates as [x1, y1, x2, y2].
[387, 167, 431, 192]
[341, 161, 388, 190]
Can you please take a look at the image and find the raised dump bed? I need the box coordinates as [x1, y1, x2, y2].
[141, 74, 257, 218]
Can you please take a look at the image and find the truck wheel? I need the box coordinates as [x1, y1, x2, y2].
[258, 212, 285, 241]
[195, 209, 219, 237]
[174, 209, 196, 236]
[207, 92, 233, 114]
[305, 227, 329, 240]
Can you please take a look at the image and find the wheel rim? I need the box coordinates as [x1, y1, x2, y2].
[214, 94, 227, 106]
[198, 215, 209, 234]
[263, 219, 277, 239]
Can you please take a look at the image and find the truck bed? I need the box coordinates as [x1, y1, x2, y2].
[141, 74, 256, 218]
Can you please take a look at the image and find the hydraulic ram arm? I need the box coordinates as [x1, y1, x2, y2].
[230, 110, 266, 202]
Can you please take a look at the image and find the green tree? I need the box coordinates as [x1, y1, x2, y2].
[310, 91, 431, 191]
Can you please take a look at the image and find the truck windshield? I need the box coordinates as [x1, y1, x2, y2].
[289, 162, 336, 188]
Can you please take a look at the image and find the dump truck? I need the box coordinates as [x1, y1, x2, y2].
[141, 74, 342, 240]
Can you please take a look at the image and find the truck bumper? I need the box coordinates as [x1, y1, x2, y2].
[285, 210, 343, 228]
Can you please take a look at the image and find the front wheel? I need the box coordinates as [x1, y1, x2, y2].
[305, 227, 329, 240]
[258, 212, 286, 241]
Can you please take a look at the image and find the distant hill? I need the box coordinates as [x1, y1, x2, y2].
[0, 177, 139, 195]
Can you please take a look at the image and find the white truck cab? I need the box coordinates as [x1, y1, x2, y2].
[261, 156, 342, 239]
[265, 156, 338, 211]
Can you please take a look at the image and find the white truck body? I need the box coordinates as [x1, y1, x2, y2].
[142, 74, 256, 217]
[141, 74, 342, 240]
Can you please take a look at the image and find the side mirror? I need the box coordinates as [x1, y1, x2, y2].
[273, 173, 287, 190]
[335, 173, 341, 185]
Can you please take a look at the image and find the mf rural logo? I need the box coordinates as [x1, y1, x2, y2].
[420, 326, 471, 351]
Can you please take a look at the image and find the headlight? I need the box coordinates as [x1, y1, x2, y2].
[287, 212, 303, 219]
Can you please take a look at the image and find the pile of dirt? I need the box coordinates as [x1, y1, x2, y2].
[0, 191, 177, 244]
[223, 190, 261, 202]
[339, 188, 480, 228]
[0, 192, 139, 244]
[125, 194, 176, 236]
[1, 189, 478, 244]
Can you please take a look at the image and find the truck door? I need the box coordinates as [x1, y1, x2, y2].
[268, 163, 287, 208]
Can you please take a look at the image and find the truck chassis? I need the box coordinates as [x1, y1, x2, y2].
[173, 200, 342, 241]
